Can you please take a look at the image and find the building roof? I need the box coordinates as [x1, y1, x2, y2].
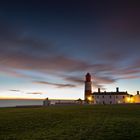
[93, 92, 128, 95]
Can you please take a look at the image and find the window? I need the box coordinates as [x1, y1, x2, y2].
[116, 96, 118, 98]
[110, 95, 112, 98]
[102, 96, 104, 98]
[123, 96, 125, 99]
[110, 101, 112, 104]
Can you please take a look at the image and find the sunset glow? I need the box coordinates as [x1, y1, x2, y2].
[0, 0, 140, 99]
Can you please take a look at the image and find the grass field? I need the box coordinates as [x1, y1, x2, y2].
[0, 105, 140, 140]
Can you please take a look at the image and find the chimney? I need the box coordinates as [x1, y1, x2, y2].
[116, 87, 119, 93]
[137, 91, 139, 95]
[98, 88, 100, 93]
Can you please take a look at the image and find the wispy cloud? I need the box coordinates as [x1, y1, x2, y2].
[33, 81, 76, 88]
[63, 74, 116, 91]
[9, 89, 44, 95]
[0, 15, 140, 91]
[64, 76, 84, 84]
[94, 75, 116, 84]
[9, 89, 21, 92]
[27, 92, 43, 95]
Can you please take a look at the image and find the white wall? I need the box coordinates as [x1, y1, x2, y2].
[93, 95, 128, 104]
[134, 95, 140, 103]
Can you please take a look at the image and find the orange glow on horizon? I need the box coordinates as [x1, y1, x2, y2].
[0, 96, 44, 100]
[0, 96, 80, 100]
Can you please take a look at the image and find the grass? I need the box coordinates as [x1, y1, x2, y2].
[0, 105, 140, 140]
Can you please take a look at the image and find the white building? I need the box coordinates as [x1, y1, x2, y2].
[83, 73, 140, 104]
[93, 88, 129, 104]
[43, 98, 83, 106]
[43, 73, 140, 105]
[133, 91, 140, 103]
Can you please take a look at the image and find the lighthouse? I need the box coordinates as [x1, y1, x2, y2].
[85, 73, 92, 103]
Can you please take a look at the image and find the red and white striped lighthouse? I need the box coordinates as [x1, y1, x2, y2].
[85, 73, 92, 102]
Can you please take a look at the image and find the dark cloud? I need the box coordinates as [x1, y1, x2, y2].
[9, 89, 43, 95]
[63, 74, 116, 91]
[0, 23, 90, 73]
[119, 75, 140, 80]
[0, 23, 54, 58]
[33, 81, 76, 88]
[65, 77, 84, 84]
[65, 75, 106, 90]
[27, 92, 43, 95]
[64, 74, 116, 85]
[9, 89, 21, 92]
[0, 0, 140, 91]
[0, 53, 89, 73]
[100, 51, 127, 63]
[131, 59, 140, 70]
[92, 82, 106, 91]
[0, 66, 33, 79]
[94, 75, 116, 84]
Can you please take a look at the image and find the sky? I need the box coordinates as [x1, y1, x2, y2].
[0, 0, 140, 99]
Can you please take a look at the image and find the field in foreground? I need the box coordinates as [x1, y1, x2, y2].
[0, 105, 140, 140]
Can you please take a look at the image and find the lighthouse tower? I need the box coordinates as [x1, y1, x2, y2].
[85, 73, 92, 102]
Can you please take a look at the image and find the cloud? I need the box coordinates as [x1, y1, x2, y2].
[64, 72, 116, 84]
[92, 82, 106, 91]
[9, 89, 21, 92]
[33, 81, 76, 88]
[0, 54, 90, 78]
[9, 89, 43, 95]
[131, 59, 140, 70]
[0, 20, 116, 76]
[27, 92, 43, 95]
[119, 75, 140, 80]
[63, 74, 115, 91]
[94, 75, 116, 84]
[100, 50, 128, 63]
[64, 77, 84, 84]
[0, 66, 34, 79]
[0, 13, 140, 91]
[0, 25, 91, 73]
